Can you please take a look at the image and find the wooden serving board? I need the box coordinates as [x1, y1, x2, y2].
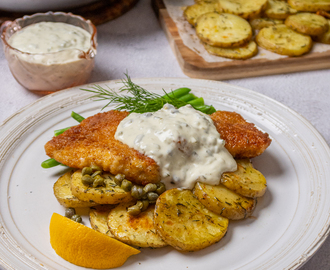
[152, 0, 330, 80]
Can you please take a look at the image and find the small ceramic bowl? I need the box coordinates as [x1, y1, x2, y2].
[1, 12, 97, 95]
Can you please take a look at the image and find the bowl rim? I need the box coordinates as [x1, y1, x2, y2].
[0, 11, 97, 58]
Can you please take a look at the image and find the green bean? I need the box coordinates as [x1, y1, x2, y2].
[163, 88, 191, 100]
[193, 105, 215, 114]
[178, 93, 197, 102]
[41, 158, 61, 168]
[188, 97, 204, 107]
[54, 127, 71, 136]
[71, 111, 85, 123]
[206, 105, 216, 114]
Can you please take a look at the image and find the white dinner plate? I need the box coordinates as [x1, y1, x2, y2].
[0, 78, 329, 270]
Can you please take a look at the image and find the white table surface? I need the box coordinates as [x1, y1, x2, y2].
[0, 0, 329, 269]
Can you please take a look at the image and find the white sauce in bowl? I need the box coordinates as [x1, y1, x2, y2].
[115, 104, 237, 189]
[3, 21, 96, 92]
[8, 22, 92, 63]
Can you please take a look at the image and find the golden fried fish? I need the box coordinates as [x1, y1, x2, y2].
[210, 111, 271, 159]
[45, 110, 271, 185]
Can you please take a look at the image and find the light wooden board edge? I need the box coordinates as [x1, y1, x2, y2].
[152, 0, 330, 80]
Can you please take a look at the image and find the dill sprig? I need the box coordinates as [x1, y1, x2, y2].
[81, 74, 186, 113]
[81, 74, 216, 114]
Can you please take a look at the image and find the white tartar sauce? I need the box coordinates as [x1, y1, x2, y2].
[5, 21, 95, 92]
[115, 104, 237, 189]
[8, 22, 91, 57]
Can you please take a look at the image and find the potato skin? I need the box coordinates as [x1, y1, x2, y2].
[196, 12, 252, 48]
[71, 170, 134, 204]
[219, 0, 268, 20]
[256, 24, 312, 56]
[288, 0, 330, 12]
[194, 182, 256, 220]
[53, 171, 98, 208]
[221, 159, 267, 198]
[285, 13, 329, 36]
[89, 205, 116, 237]
[314, 20, 330, 44]
[108, 202, 167, 248]
[203, 40, 258, 60]
[184, 1, 220, 26]
[154, 189, 228, 252]
[265, 0, 298, 19]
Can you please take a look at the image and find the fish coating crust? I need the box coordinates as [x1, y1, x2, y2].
[45, 110, 271, 184]
[210, 111, 271, 158]
[45, 110, 160, 185]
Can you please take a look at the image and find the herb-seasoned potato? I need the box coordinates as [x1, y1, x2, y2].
[285, 13, 329, 35]
[256, 24, 312, 56]
[194, 182, 256, 220]
[203, 40, 258, 59]
[71, 170, 134, 204]
[221, 159, 267, 198]
[107, 202, 167, 248]
[154, 189, 228, 251]
[314, 19, 330, 44]
[219, 0, 268, 19]
[196, 12, 252, 47]
[288, 0, 330, 12]
[89, 205, 116, 237]
[250, 18, 284, 30]
[265, 0, 298, 19]
[184, 1, 220, 26]
[53, 171, 98, 208]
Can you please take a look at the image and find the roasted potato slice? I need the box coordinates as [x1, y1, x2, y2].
[71, 170, 134, 204]
[219, 0, 268, 19]
[53, 171, 98, 208]
[89, 205, 116, 237]
[250, 18, 284, 30]
[314, 19, 330, 43]
[184, 1, 220, 26]
[256, 24, 312, 56]
[221, 159, 267, 198]
[285, 13, 329, 35]
[194, 182, 256, 220]
[196, 12, 252, 47]
[107, 202, 167, 248]
[203, 40, 258, 59]
[288, 0, 330, 12]
[265, 0, 298, 19]
[154, 189, 228, 252]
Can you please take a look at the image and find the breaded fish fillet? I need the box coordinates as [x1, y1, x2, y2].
[210, 111, 271, 159]
[45, 111, 160, 185]
[45, 110, 271, 185]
